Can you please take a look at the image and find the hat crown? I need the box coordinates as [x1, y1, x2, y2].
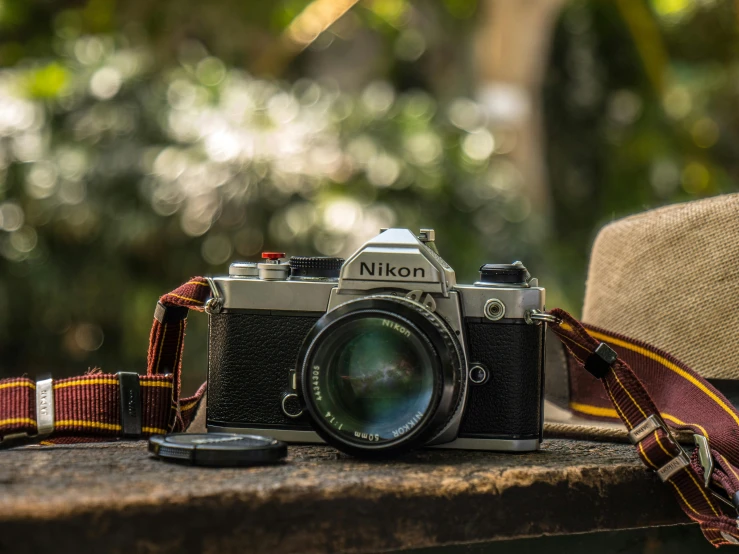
[583, 193, 739, 379]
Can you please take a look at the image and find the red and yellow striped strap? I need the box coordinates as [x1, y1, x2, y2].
[550, 308, 739, 547]
[0, 375, 200, 439]
[0, 277, 210, 445]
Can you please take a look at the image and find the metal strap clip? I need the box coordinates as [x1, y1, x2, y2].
[628, 414, 690, 482]
[524, 309, 560, 325]
[694, 434, 714, 489]
[628, 414, 662, 444]
[204, 277, 223, 314]
[631, 416, 736, 509]
[656, 451, 691, 482]
[693, 435, 738, 512]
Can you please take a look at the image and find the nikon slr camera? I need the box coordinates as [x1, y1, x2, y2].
[206, 228, 547, 457]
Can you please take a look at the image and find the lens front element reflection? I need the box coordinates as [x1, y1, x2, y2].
[311, 316, 436, 445]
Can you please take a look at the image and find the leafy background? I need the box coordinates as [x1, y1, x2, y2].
[0, 0, 736, 392]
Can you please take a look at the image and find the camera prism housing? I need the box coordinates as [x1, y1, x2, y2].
[206, 228, 546, 456]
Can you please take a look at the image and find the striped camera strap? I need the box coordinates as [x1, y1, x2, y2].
[0, 277, 209, 444]
[549, 308, 739, 547]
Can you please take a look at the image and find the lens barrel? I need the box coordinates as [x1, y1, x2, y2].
[298, 296, 465, 457]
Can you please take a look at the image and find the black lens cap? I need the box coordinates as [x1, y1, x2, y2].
[148, 433, 287, 467]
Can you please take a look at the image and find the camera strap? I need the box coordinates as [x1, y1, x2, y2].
[0, 277, 209, 445]
[2, 279, 739, 547]
[548, 308, 739, 547]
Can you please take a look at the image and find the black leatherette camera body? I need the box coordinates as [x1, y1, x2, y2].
[208, 312, 545, 440]
[207, 311, 319, 430]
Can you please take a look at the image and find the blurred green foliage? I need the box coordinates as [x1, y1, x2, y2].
[545, 0, 739, 304]
[0, 0, 736, 387]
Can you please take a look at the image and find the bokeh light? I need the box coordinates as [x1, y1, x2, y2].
[0, 0, 736, 382]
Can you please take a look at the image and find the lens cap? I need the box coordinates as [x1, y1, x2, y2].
[148, 433, 287, 467]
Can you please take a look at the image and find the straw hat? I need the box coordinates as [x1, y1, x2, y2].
[544, 193, 739, 441]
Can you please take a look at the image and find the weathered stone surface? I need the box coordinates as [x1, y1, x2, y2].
[0, 439, 686, 553]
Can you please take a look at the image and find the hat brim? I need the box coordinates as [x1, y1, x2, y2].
[543, 400, 630, 442]
[542, 331, 632, 441]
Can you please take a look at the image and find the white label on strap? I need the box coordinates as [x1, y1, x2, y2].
[35, 377, 54, 436]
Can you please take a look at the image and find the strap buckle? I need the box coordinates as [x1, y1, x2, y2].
[628, 414, 691, 481]
[694, 434, 739, 513]
[694, 434, 713, 489]
[585, 343, 618, 379]
[628, 414, 664, 444]
[630, 415, 739, 512]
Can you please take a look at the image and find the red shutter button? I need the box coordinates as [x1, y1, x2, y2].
[261, 252, 285, 262]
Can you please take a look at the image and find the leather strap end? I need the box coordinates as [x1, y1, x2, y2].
[584, 342, 618, 379]
[154, 301, 190, 324]
[117, 372, 142, 438]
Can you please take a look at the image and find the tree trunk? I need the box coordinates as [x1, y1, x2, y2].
[474, 0, 566, 227]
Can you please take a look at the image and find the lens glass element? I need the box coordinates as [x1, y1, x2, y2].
[307, 315, 437, 446]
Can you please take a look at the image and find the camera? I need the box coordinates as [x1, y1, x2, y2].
[206, 228, 547, 457]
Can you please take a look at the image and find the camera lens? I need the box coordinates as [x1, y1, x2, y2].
[298, 296, 465, 457]
[315, 318, 435, 437]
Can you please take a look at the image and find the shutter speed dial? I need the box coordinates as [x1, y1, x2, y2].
[289, 257, 344, 280]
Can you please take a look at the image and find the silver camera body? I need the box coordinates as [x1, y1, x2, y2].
[207, 228, 547, 455]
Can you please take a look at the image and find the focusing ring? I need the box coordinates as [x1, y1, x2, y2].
[297, 295, 465, 458]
